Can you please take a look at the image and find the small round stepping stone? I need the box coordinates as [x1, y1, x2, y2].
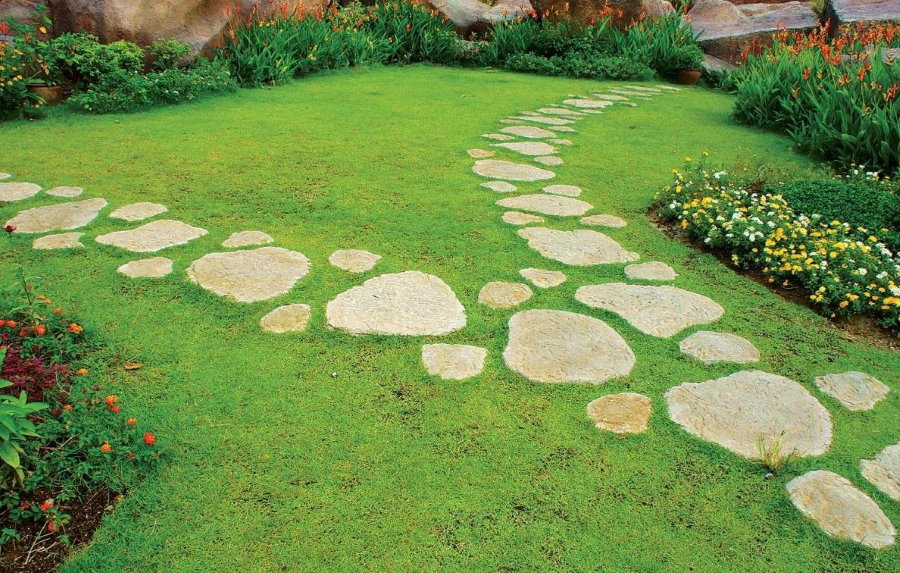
[0, 173, 10, 180]
[478, 281, 533, 309]
[260, 304, 311, 333]
[519, 268, 566, 288]
[46, 186, 83, 198]
[592, 93, 629, 101]
[654, 84, 680, 91]
[861, 442, 900, 501]
[117, 257, 174, 278]
[679, 331, 760, 364]
[6, 198, 107, 233]
[666, 370, 832, 459]
[500, 126, 556, 139]
[549, 138, 573, 146]
[33, 232, 84, 250]
[222, 230, 274, 248]
[473, 160, 555, 182]
[109, 202, 168, 222]
[578, 109, 603, 115]
[581, 214, 627, 228]
[482, 181, 517, 193]
[553, 126, 576, 133]
[537, 107, 585, 117]
[500, 119, 524, 125]
[503, 309, 635, 384]
[421, 344, 487, 380]
[534, 156, 563, 167]
[326, 271, 466, 336]
[497, 195, 592, 217]
[188, 247, 310, 303]
[563, 98, 612, 109]
[518, 228, 638, 266]
[502, 211, 544, 226]
[482, 133, 515, 141]
[813, 372, 889, 411]
[587, 393, 652, 434]
[787, 470, 896, 549]
[467, 148, 495, 158]
[329, 249, 381, 273]
[625, 261, 677, 281]
[492, 142, 558, 156]
[0, 182, 41, 202]
[511, 115, 574, 126]
[96, 219, 208, 253]
[543, 184, 581, 197]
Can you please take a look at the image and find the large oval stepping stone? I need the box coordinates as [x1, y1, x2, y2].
[493, 142, 558, 156]
[482, 133, 515, 141]
[814, 371, 889, 411]
[624, 85, 662, 93]
[563, 98, 612, 109]
[326, 271, 466, 336]
[679, 331, 760, 364]
[576, 284, 723, 337]
[625, 261, 677, 281]
[518, 228, 639, 266]
[500, 126, 556, 139]
[581, 214, 627, 228]
[0, 182, 41, 202]
[543, 184, 582, 197]
[96, 219, 208, 253]
[861, 442, 900, 501]
[587, 393, 652, 434]
[222, 230, 274, 248]
[787, 470, 895, 549]
[592, 93, 629, 101]
[482, 181, 517, 193]
[535, 156, 563, 166]
[329, 249, 381, 273]
[46, 186, 83, 198]
[421, 344, 487, 380]
[473, 160, 555, 182]
[497, 195, 592, 217]
[6, 198, 107, 233]
[109, 202, 168, 222]
[510, 116, 574, 126]
[478, 281, 533, 309]
[502, 211, 544, 226]
[117, 257, 174, 278]
[187, 247, 310, 303]
[260, 304, 311, 333]
[520, 268, 566, 288]
[537, 107, 584, 117]
[33, 232, 84, 250]
[665, 370, 833, 459]
[503, 309, 635, 384]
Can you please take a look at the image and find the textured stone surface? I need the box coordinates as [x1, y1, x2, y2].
[543, 184, 582, 197]
[592, 93, 629, 101]
[576, 283, 723, 337]
[432, 0, 534, 36]
[500, 125, 557, 139]
[553, 126, 576, 132]
[96, 219, 208, 252]
[587, 393, 652, 434]
[7, 198, 107, 233]
[478, 281, 533, 309]
[519, 227, 639, 266]
[117, 257, 174, 278]
[787, 470, 896, 549]
[482, 181, 518, 193]
[563, 98, 613, 109]
[609, 89, 652, 98]
[581, 214, 627, 228]
[33, 232, 84, 250]
[679, 331, 760, 364]
[482, 133, 516, 141]
[520, 268, 566, 288]
[0, 173, 9, 180]
[493, 141, 558, 156]
[0, 182, 41, 202]
[814, 372, 890, 411]
[109, 202, 168, 222]
[187, 247, 310, 302]
[824, 0, 900, 28]
[537, 107, 585, 117]
[666, 370, 833, 459]
[421, 344, 488, 380]
[861, 442, 900, 501]
[503, 309, 635, 384]
[511, 115, 575, 126]
[467, 148, 496, 158]
[497, 194, 592, 217]
[329, 249, 381, 273]
[502, 211, 545, 226]
[473, 160, 556, 182]
[534, 155, 564, 166]
[46, 186, 83, 198]
[625, 261, 678, 281]
[326, 271, 466, 336]
[222, 230, 274, 248]
[549, 138, 573, 146]
[260, 304, 311, 333]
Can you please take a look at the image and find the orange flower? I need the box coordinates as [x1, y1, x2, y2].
[100, 443, 112, 454]
[6, 320, 16, 329]
[76, 368, 89, 376]
[143, 433, 156, 446]
[40, 500, 53, 512]
[34, 324, 46, 336]
[53, 308, 62, 315]
[104, 395, 118, 405]
[62, 404, 73, 411]
[67, 323, 83, 334]
[126, 417, 137, 425]
[108, 404, 121, 414]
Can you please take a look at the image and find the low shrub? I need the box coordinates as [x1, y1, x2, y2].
[149, 38, 192, 71]
[610, 11, 704, 75]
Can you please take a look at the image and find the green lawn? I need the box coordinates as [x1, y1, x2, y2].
[1, 65, 897, 572]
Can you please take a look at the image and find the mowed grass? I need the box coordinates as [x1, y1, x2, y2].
[1, 65, 897, 572]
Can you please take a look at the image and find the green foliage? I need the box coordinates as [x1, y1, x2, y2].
[0, 7, 52, 118]
[149, 38, 192, 71]
[756, 431, 797, 475]
[610, 12, 703, 74]
[0, 367, 47, 488]
[473, 19, 541, 67]
[504, 51, 653, 81]
[46, 34, 143, 87]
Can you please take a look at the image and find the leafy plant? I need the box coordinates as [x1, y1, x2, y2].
[0, 353, 48, 488]
[756, 432, 797, 474]
[149, 38, 192, 71]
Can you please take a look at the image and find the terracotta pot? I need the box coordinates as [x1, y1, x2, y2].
[675, 69, 702, 86]
[27, 84, 64, 105]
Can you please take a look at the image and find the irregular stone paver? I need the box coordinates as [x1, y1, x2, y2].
[610, 89, 652, 98]
[576, 284, 723, 337]
[543, 184, 582, 197]
[188, 247, 310, 303]
[624, 85, 662, 93]
[519, 227, 639, 266]
[0, 182, 41, 202]
[620, 102, 639, 108]
[549, 138, 573, 146]
[467, 148, 495, 158]
[592, 93, 629, 101]
[260, 304, 311, 333]
[518, 111, 541, 116]
[482, 181, 517, 193]
[581, 214, 627, 228]
[679, 331, 760, 364]
[501, 126, 557, 139]
[537, 107, 585, 117]
[421, 344, 487, 380]
[96, 219, 208, 253]
[578, 109, 603, 114]
[473, 160, 555, 182]
[520, 268, 566, 288]
[497, 194, 592, 217]
[665, 370, 833, 459]
[564, 98, 613, 109]
[501, 119, 524, 125]
[511, 115, 575, 126]
[46, 186, 83, 198]
[861, 442, 900, 501]
[787, 470, 896, 549]
[502, 211, 544, 226]
[625, 261, 678, 281]
[329, 249, 381, 273]
[7, 198, 107, 233]
[553, 126, 576, 133]
[587, 393, 652, 434]
[0, 173, 10, 180]
[535, 156, 563, 166]
[222, 230, 274, 248]
[503, 309, 635, 384]
[109, 202, 168, 222]
[654, 84, 680, 91]
[482, 133, 515, 141]
[478, 281, 533, 309]
[493, 142, 558, 156]
[33, 232, 84, 250]
[814, 371, 890, 411]
[117, 257, 174, 278]
[326, 271, 466, 336]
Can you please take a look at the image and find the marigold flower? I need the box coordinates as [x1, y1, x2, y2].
[62, 404, 73, 411]
[143, 432, 156, 446]
[67, 323, 83, 334]
[105, 395, 118, 405]
[53, 308, 62, 315]
[100, 443, 112, 453]
[34, 324, 46, 336]
[126, 417, 137, 426]
[76, 368, 89, 376]
[108, 404, 121, 414]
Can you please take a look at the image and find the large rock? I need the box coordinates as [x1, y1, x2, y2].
[0, 0, 42, 24]
[824, 0, 900, 30]
[430, 0, 535, 38]
[532, 0, 674, 27]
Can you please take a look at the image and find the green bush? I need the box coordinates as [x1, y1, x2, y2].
[47, 34, 143, 88]
[610, 11, 703, 75]
[149, 38, 192, 71]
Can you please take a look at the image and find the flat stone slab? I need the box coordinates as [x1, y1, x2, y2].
[503, 309, 635, 384]
[187, 247, 310, 303]
[482, 133, 515, 141]
[563, 98, 613, 109]
[46, 186, 83, 198]
[609, 89, 652, 98]
[33, 232, 84, 250]
[537, 107, 585, 117]
[665, 370, 833, 459]
[510, 115, 575, 126]
[520, 268, 566, 288]
[326, 271, 466, 336]
[592, 93, 629, 101]
[421, 344, 487, 380]
[549, 138, 573, 146]
[679, 331, 760, 364]
[7, 198, 107, 233]
[96, 219, 208, 253]
[625, 261, 678, 281]
[329, 249, 381, 273]
[581, 214, 627, 228]
[473, 160, 555, 182]
[0, 182, 41, 202]
[482, 181, 517, 193]
[825, 0, 900, 27]
[861, 442, 900, 501]
[535, 156, 563, 166]
[478, 281, 533, 309]
[502, 211, 544, 226]
[500, 126, 557, 139]
[222, 230, 274, 248]
[519, 227, 639, 266]
[117, 257, 174, 278]
[260, 304, 311, 333]
[543, 184, 582, 197]
[814, 371, 889, 411]
[467, 148, 495, 158]
[109, 202, 168, 222]
[493, 142, 558, 156]
[587, 393, 652, 434]
[787, 470, 896, 549]
[497, 195, 592, 217]
[0, 173, 9, 180]
[553, 126, 576, 133]
[576, 284, 724, 337]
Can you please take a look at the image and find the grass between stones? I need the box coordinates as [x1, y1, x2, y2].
[1, 65, 898, 572]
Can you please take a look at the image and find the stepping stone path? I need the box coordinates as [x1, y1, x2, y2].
[117, 257, 174, 278]
[33, 232, 84, 250]
[493, 142, 558, 156]
[520, 268, 566, 288]
[502, 211, 544, 226]
[503, 309, 635, 384]
[467, 148, 495, 158]
[786, 470, 895, 549]
[222, 230, 274, 248]
[421, 344, 487, 380]
[586, 393, 652, 434]
[564, 98, 612, 109]
[581, 214, 627, 228]
[260, 304, 311, 333]
[625, 261, 678, 281]
[109, 202, 168, 222]
[537, 107, 584, 117]
[543, 184, 582, 197]
[482, 181, 517, 193]
[814, 371, 889, 411]
[591, 93, 629, 101]
[519, 228, 638, 266]
[511, 116, 574, 126]
[861, 442, 900, 501]
[46, 186, 83, 198]
[96, 219, 207, 253]
[326, 271, 466, 336]
[679, 331, 760, 364]
[665, 370, 833, 459]
[187, 247, 310, 302]
[501, 126, 556, 139]
[497, 195, 592, 217]
[329, 249, 381, 273]
[473, 160, 555, 182]
[534, 156, 563, 166]
[576, 284, 723, 337]
[7, 198, 108, 233]
[0, 182, 41, 202]
[478, 281, 533, 309]
[482, 133, 515, 141]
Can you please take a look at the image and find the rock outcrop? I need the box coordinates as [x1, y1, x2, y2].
[824, 0, 900, 31]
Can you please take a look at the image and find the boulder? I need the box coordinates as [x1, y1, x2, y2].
[429, 0, 535, 37]
[824, 0, 900, 31]
[532, 0, 673, 26]
[0, 0, 43, 25]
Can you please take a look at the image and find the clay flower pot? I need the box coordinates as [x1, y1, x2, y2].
[27, 83, 64, 105]
[676, 69, 702, 86]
